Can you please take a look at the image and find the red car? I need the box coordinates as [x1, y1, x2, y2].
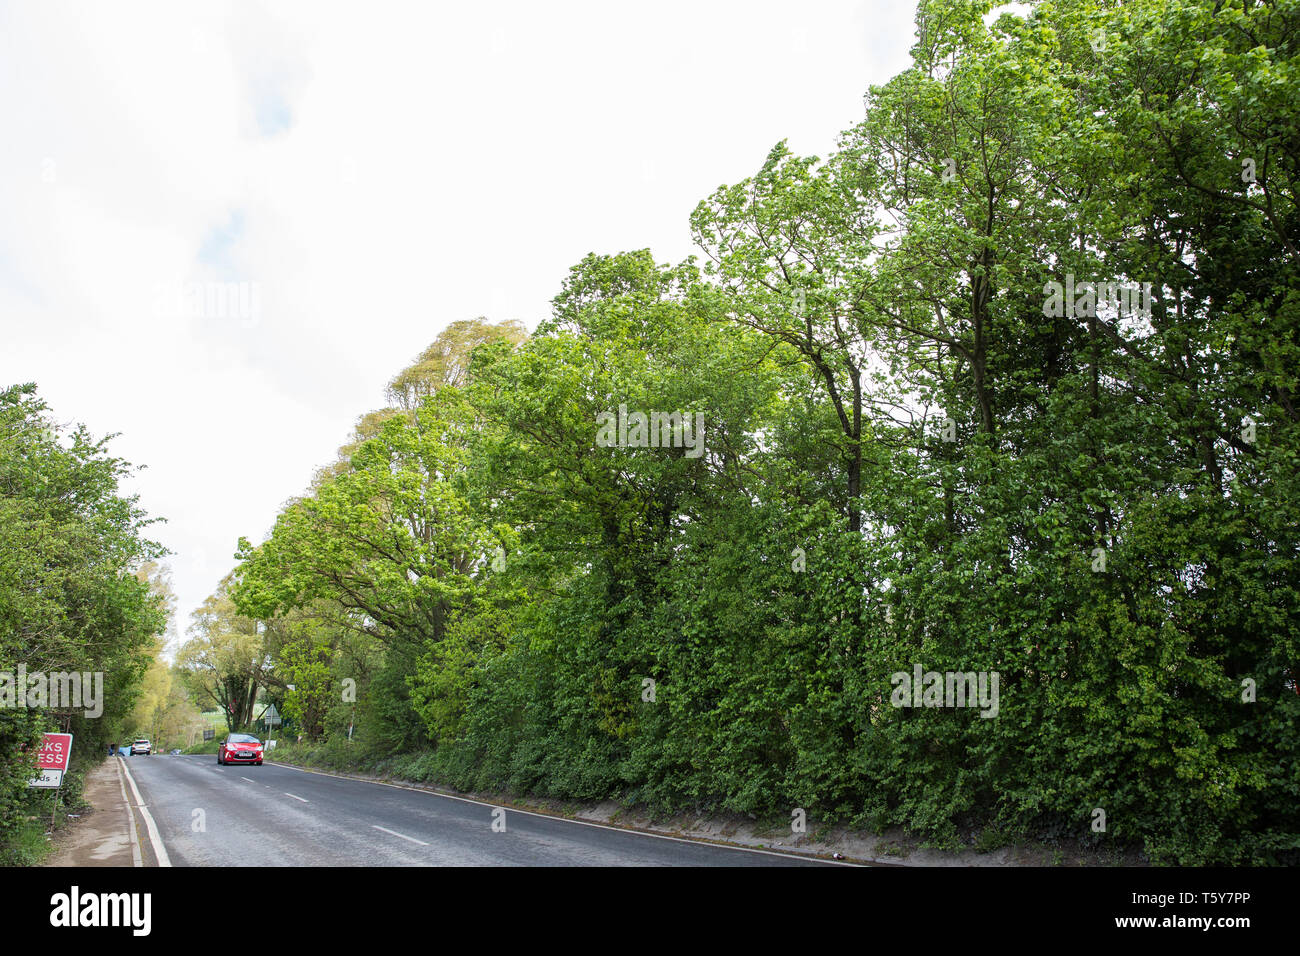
[216, 734, 264, 766]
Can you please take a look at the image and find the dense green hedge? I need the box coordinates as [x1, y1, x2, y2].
[235, 0, 1300, 865]
[0, 384, 166, 862]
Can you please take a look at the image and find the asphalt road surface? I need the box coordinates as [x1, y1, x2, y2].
[118, 754, 837, 866]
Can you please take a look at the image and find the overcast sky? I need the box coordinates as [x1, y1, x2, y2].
[0, 0, 919, 645]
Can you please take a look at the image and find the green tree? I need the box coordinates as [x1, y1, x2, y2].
[0, 383, 167, 859]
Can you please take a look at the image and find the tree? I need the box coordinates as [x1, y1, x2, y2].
[0, 383, 167, 860]
[178, 578, 267, 733]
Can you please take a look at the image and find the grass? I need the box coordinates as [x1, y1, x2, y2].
[2, 817, 57, 866]
[0, 767, 92, 866]
[182, 738, 225, 755]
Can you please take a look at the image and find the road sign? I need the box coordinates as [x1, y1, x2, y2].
[30, 733, 72, 790]
[262, 703, 281, 727]
[38, 733, 73, 773]
[203, 729, 214, 741]
[29, 769, 63, 789]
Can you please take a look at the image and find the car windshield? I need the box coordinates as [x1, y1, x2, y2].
[229, 735, 259, 743]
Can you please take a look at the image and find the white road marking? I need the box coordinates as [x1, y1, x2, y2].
[119, 757, 172, 867]
[271, 762, 856, 866]
[240, 777, 256, 784]
[372, 825, 429, 846]
[283, 792, 309, 802]
[113, 758, 143, 867]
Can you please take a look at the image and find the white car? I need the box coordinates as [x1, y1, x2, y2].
[130, 739, 151, 756]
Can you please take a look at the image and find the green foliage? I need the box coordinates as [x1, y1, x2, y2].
[0, 383, 168, 859]
[228, 0, 1299, 865]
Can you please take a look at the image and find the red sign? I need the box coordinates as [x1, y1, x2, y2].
[38, 733, 73, 772]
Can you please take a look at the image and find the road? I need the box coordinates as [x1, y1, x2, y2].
[118, 754, 837, 866]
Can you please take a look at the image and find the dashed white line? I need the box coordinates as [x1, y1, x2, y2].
[272, 762, 855, 865]
[372, 825, 429, 846]
[240, 777, 256, 783]
[283, 792, 309, 802]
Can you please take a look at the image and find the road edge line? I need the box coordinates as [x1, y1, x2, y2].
[113, 756, 143, 867]
[118, 757, 172, 867]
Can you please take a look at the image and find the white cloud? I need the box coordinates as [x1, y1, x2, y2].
[0, 0, 918, 634]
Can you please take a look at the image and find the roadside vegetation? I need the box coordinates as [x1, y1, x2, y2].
[210, 0, 1300, 865]
[6, 0, 1296, 867]
[0, 385, 174, 863]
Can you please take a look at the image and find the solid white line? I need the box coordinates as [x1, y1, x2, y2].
[372, 825, 429, 846]
[271, 762, 855, 866]
[113, 758, 142, 868]
[283, 792, 309, 802]
[118, 756, 172, 867]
